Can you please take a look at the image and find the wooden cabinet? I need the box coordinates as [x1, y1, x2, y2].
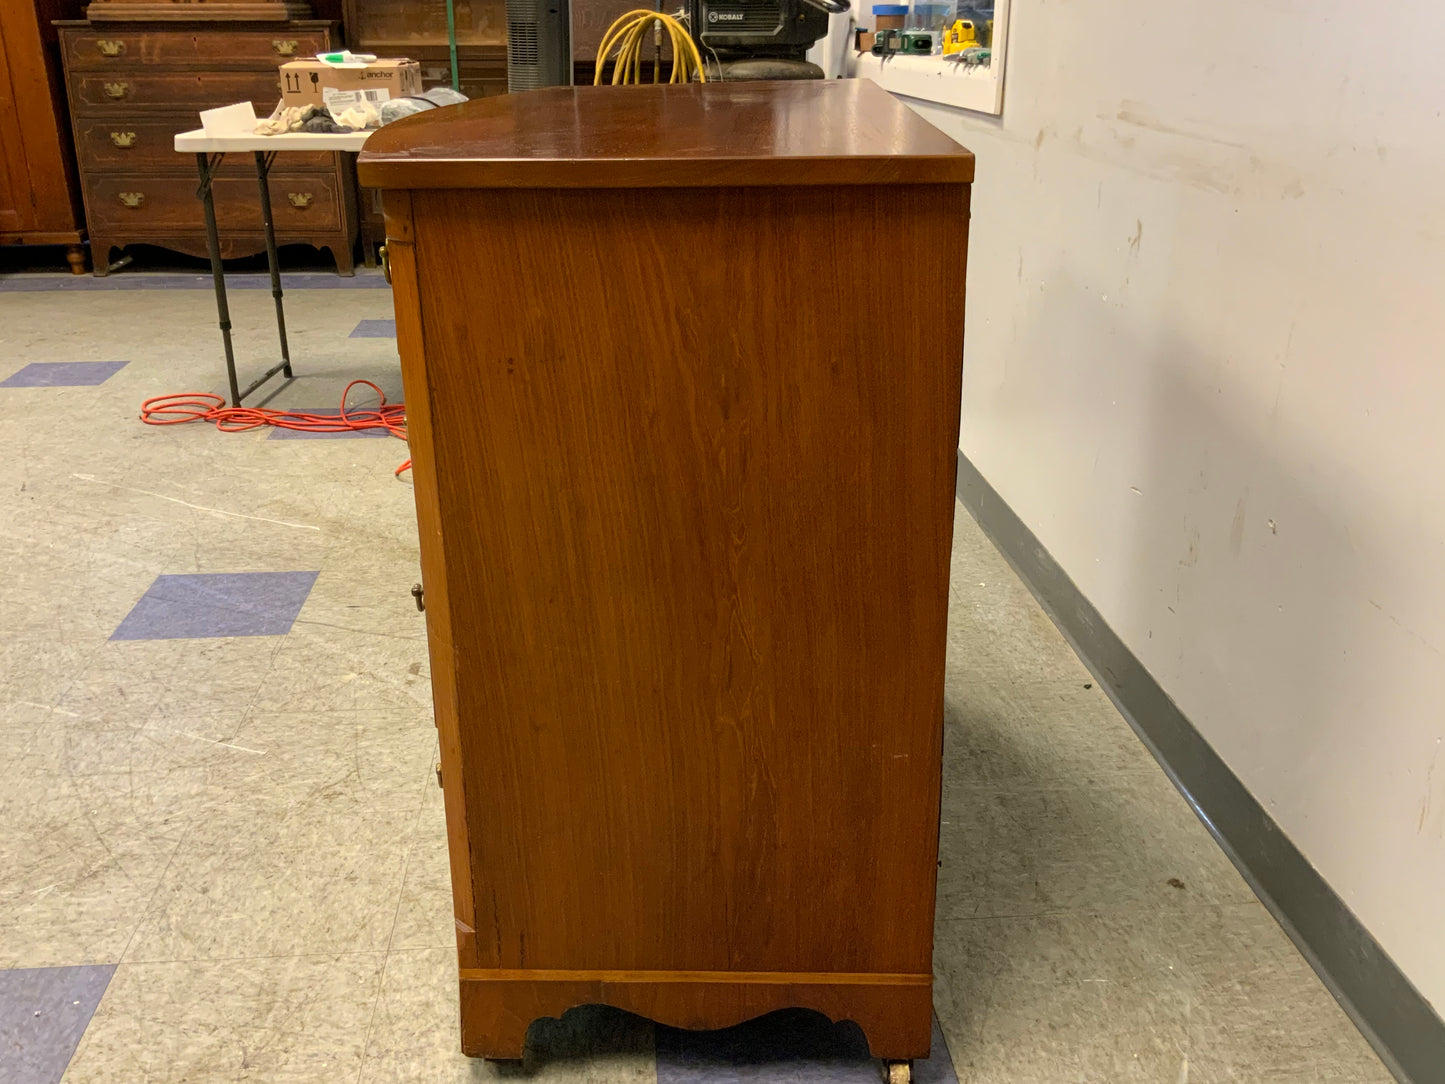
[358, 81, 973, 1065]
[340, 0, 506, 260]
[56, 19, 357, 274]
[0, 0, 86, 272]
[340, 0, 506, 99]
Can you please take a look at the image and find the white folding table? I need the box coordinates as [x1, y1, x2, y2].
[173, 129, 372, 405]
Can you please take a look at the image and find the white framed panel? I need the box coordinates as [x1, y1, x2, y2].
[853, 0, 1009, 115]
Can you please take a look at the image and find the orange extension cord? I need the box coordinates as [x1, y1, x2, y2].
[139, 379, 412, 476]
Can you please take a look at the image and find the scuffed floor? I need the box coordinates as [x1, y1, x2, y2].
[0, 273, 1391, 1082]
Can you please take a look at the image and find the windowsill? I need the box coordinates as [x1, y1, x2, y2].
[853, 51, 1003, 115]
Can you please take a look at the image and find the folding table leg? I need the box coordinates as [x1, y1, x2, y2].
[195, 152, 241, 406]
[254, 151, 294, 379]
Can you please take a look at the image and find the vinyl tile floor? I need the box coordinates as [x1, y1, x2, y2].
[0, 274, 1393, 1083]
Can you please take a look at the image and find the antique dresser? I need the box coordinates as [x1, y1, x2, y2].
[358, 80, 972, 1077]
[56, 17, 357, 273]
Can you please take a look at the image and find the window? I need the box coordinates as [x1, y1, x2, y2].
[850, 0, 1009, 115]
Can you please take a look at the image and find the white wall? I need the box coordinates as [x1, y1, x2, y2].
[906, 1, 1445, 1010]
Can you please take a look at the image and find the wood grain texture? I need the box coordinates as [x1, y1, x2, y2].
[74, 116, 331, 171]
[393, 177, 967, 1055]
[379, 83, 972, 1057]
[56, 19, 356, 275]
[343, 0, 509, 264]
[458, 970, 932, 984]
[384, 191, 481, 971]
[343, 0, 505, 48]
[84, 170, 342, 232]
[0, 0, 85, 246]
[85, 1, 315, 21]
[459, 971, 936, 1058]
[68, 69, 286, 112]
[358, 80, 975, 190]
[59, 23, 330, 69]
[87, 230, 349, 264]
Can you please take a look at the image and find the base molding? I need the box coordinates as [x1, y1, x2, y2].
[0, 230, 86, 245]
[87, 233, 356, 276]
[457, 968, 934, 1059]
[955, 448, 1444, 1084]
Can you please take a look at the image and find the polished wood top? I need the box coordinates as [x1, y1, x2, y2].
[357, 79, 974, 189]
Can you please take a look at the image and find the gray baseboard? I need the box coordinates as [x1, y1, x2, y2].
[955, 449, 1443, 1084]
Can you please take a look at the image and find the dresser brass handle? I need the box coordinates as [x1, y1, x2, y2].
[103, 81, 129, 99]
[287, 192, 313, 208]
[272, 39, 298, 55]
[380, 243, 391, 284]
[96, 39, 125, 57]
[118, 192, 144, 208]
[109, 131, 137, 148]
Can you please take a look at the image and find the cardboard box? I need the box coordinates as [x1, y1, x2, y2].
[278, 59, 422, 110]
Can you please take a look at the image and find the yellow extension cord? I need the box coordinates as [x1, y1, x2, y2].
[594, 9, 708, 85]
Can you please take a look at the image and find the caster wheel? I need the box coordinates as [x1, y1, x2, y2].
[882, 1060, 911, 1084]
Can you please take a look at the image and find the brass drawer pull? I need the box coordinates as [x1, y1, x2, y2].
[287, 192, 313, 208]
[118, 192, 144, 208]
[109, 131, 137, 148]
[380, 243, 391, 284]
[103, 81, 129, 100]
[96, 39, 125, 57]
[273, 39, 299, 56]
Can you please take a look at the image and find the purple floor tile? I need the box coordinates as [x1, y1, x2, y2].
[655, 1010, 956, 1084]
[110, 571, 319, 640]
[0, 965, 115, 1084]
[267, 407, 392, 439]
[0, 361, 127, 388]
[349, 318, 397, 338]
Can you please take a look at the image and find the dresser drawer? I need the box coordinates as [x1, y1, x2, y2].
[87, 172, 342, 234]
[76, 118, 334, 173]
[64, 29, 328, 70]
[71, 70, 287, 115]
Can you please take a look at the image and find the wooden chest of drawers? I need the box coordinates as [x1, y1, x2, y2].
[1, 0, 87, 272]
[359, 82, 973, 1066]
[56, 19, 357, 274]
